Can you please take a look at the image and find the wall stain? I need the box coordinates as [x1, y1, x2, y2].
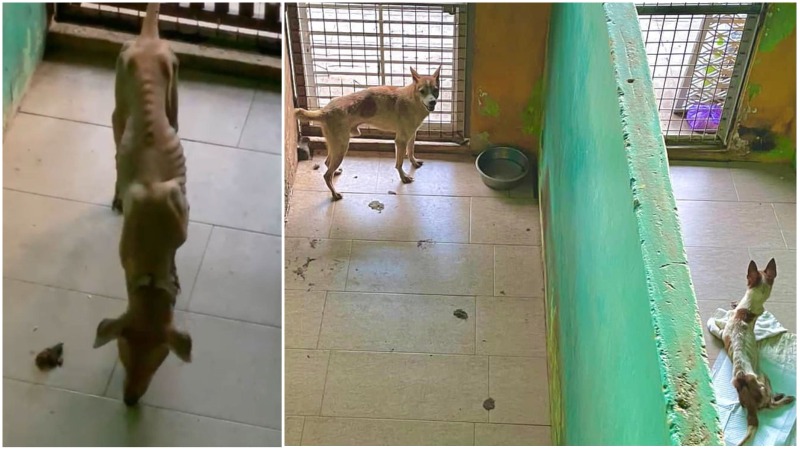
[477, 89, 501, 117]
[758, 3, 796, 53]
[522, 79, 544, 137]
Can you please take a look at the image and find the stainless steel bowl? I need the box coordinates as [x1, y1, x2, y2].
[475, 146, 531, 190]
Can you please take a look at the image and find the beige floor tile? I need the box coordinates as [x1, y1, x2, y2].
[285, 349, 330, 416]
[477, 296, 546, 357]
[330, 193, 470, 243]
[177, 71, 258, 147]
[730, 163, 796, 203]
[475, 423, 551, 445]
[184, 141, 282, 235]
[695, 300, 729, 362]
[668, 162, 737, 201]
[471, 197, 541, 245]
[285, 290, 327, 349]
[188, 227, 282, 326]
[3, 379, 280, 446]
[489, 356, 550, 425]
[321, 351, 489, 422]
[346, 240, 494, 296]
[509, 171, 537, 199]
[685, 246, 753, 301]
[748, 248, 796, 304]
[318, 292, 475, 354]
[376, 153, 508, 198]
[495, 245, 545, 297]
[3, 279, 123, 395]
[677, 200, 785, 249]
[285, 416, 305, 446]
[285, 238, 351, 291]
[285, 190, 336, 238]
[301, 417, 474, 445]
[20, 58, 114, 125]
[3, 190, 210, 308]
[293, 153, 381, 194]
[773, 203, 796, 249]
[107, 312, 281, 430]
[766, 301, 797, 332]
[3, 114, 115, 205]
[237, 87, 282, 154]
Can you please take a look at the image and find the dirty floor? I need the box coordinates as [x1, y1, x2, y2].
[3, 52, 283, 445]
[669, 161, 797, 369]
[284, 152, 549, 445]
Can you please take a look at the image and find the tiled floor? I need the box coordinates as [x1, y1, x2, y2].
[669, 161, 797, 370]
[284, 152, 550, 445]
[3, 53, 282, 445]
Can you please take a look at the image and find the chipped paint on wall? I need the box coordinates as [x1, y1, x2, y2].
[477, 89, 500, 117]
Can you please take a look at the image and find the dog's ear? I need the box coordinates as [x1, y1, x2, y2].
[747, 260, 761, 288]
[167, 328, 192, 363]
[94, 316, 126, 348]
[410, 67, 420, 83]
[432, 65, 441, 84]
[764, 258, 777, 283]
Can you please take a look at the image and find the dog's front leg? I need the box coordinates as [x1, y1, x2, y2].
[395, 136, 413, 183]
[407, 138, 423, 169]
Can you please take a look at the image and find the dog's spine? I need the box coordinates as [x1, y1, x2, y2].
[295, 108, 326, 122]
[141, 3, 160, 40]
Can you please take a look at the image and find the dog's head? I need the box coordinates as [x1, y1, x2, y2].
[410, 66, 441, 112]
[746, 258, 776, 307]
[93, 285, 191, 406]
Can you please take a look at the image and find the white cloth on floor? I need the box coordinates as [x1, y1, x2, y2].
[707, 309, 796, 446]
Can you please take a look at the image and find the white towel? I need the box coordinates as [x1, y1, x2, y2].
[707, 309, 796, 446]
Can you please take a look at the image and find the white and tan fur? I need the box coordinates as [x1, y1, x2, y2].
[93, 3, 192, 407]
[721, 258, 794, 445]
[295, 67, 441, 200]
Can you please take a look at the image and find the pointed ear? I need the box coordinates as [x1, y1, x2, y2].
[432, 65, 441, 84]
[94, 316, 126, 348]
[410, 67, 420, 83]
[167, 328, 192, 362]
[764, 258, 777, 282]
[747, 260, 761, 287]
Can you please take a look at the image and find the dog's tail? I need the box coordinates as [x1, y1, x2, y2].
[295, 108, 326, 123]
[140, 3, 161, 40]
[737, 410, 759, 446]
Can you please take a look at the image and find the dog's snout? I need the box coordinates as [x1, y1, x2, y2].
[123, 395, 140, 407]
[426, 101, 437, 111]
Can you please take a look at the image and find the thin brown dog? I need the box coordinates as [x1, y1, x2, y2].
[295, 67, 441, 200]
[93, 3, 192, 407]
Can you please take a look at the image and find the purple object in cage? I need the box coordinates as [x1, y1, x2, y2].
[685, 103, 722, 132]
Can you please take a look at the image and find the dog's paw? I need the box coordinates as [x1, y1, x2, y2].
[332, 192, 343, 201]
[412, 160, 424, 169]
[112, 197, 123, 213]
[334, 168, 343, 176]
[401, 175, 414, 184]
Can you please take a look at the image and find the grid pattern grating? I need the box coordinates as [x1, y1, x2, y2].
[637, 2, 762, 145]
[288, 3, 468, 142]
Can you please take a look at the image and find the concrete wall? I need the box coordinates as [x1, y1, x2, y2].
[3, 3, 48, 131]
[468, 3, 550, 156]
[539, 3, 721, 445]
[284, 38, 298, 214]
[730, 3, 796, 163]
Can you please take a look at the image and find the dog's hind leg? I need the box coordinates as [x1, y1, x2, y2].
[407, 138, 423, 169]
[395, 135, 414, 183]
[323, 132, 349, 201]
[324, 150, 343, 176]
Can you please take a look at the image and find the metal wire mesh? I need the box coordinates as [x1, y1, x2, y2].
[289, 3, 468, 142]
[56, 3, 282, 54]
[637, 3, 762, 145]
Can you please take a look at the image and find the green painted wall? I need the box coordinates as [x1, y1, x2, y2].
[3, 3, 48, 130]
[539, 3, 721, 445]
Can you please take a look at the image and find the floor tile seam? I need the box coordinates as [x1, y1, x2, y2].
[770, 204, 791, 249]
[184, 224, 215, 312]
[675, 197, 797, 205]
[286, 234, 542, 247]
[317, 343, 335, 417]
[287, 289, 545, 300]
[682, 243, 791, 250]
[309, 348, 547, 359]
[14, 111, 277, 155]
[2, 188, 281, 237]
[4, 275, 283, 329]
[3, 375, 282, 431]
[314, 291, 330, 350]
[292, 412, 550, 427]
[288, 186, 522, 200]
[235, 90, 258, 149]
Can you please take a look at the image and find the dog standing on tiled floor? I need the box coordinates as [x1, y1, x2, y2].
[719, 259, 795, 445]
[93, 2, 192, 406]
[295, 66, 441, 200]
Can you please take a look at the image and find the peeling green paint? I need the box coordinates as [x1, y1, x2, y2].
[3, 3, 48, 129]
[758, 3, 796, 53]
[540, 3, 721, 445]
[522, 79, 544, 137]
[477, 89, 501, 117]
[746, 83, 762, 100]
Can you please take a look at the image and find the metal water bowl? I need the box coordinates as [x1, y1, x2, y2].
[475, 146, 531, 190]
